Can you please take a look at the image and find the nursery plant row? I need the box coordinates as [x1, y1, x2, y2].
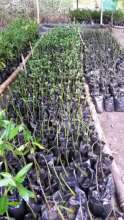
[70, 9, 124, 26]
[81, 29, 124, 113]
[0, 18, 38, 84]
[0, 26, 116, 220]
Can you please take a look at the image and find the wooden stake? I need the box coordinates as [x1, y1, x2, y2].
[100, 0, 103, 25]
[77, 0, 79, 9]
[36, 0, 40, 24]
[0, 52, 32, 96]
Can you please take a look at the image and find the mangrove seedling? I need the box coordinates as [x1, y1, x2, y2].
[0, 163, 34, 215]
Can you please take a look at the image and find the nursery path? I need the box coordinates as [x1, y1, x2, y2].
[99, 112, 124, 177]
[112, 28, 124, 49]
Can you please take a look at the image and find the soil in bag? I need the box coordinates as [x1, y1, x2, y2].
[115, 96, 124, 112]
[94, 95, 104, 113]
[104, 96, 114, 112]
[88, 174, 114, 219]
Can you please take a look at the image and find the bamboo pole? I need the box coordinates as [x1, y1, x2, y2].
[0, 51, 32, 96]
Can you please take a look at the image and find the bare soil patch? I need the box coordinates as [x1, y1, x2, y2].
[99, 112, 124, 178]
[112, 28, 124, 49]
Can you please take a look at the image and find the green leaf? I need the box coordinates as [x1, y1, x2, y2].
[32, 142, 45, 150]
[0, 172, 11, 177]
[0, 141, 14, 155]
[2, 120, 11, 128]
[14, 143, 29, 156]
[1, 122, 24, 141]
[0, 111, 5, 122]
[0, 196, 9, 215]
[0, 173, 16, 187]
[8, 200, 20, 207]
[0, 121, 14, 140]
[0, 144, 4, 156]
[0, 178, 10, 187]
[18, 185, 35, 202]
[23, 129, 32, 142]
[8, 124, 24, 141]
[15, 163, 32, 183]
[16, 144, 28, 152]
[0, 61, 6, 70]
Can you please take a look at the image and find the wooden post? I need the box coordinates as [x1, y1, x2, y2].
[77, 0, 79, 9]
[36, 0, 40, 24]
[100, 0, 103, 25]
[0, 52, 32, 96]
[95, 0, 99, 9]
[111, 12, 114, 26]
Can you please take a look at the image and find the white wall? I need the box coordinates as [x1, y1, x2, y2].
[73, 0, 101, 10]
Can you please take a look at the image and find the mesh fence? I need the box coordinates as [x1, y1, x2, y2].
[0, 0, 73, 24]
[73, 0, 100, 10]
[1, 0, 123, 25]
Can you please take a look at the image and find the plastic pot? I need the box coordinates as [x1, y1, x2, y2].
[94, 95, 104, 113]
[9, 198, 26, 220]
[104, 96, 114, 112]
[115, 96, 124, 112]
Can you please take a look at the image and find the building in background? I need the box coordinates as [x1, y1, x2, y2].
[73, 0, 124, 11]
[73, 0, 100, 10]
[117, 0, 124, 9]
[103, 0, 117, 11]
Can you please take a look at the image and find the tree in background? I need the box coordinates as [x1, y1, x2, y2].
[0, 0, 72, 24]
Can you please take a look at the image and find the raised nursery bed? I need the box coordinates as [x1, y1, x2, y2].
[0, 26, 122, 220]
[0, 18, 38, 84]
[70, 9, 124, 27]
[81, 29, 124, 113]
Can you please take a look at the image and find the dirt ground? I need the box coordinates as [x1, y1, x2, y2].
[112, 28, 124, 49]
[99, 112, 124, 177]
